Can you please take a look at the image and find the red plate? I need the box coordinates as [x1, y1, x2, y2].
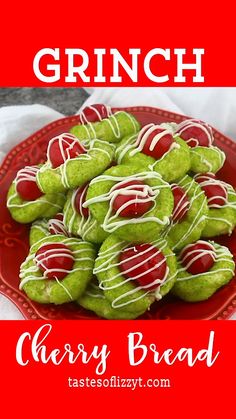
[0, 106, 236, 320]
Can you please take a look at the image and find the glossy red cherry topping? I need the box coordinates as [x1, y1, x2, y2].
[194, 173, 227, 208]
[180, 241, 216, 275]
[48, 213, 69, 236]
[74, 185, 89, 218]
[80, 104, 112, 123]
[119, 243, 167, 290]
[35, 243, 74, 280]
[175, 119, 213, 148]
[47, 133, 86, 168]
[138, 124, 174, 159]
[112, 180, 153, 218]
[16, 166, 43, 201]
[171, 184, 190, 222]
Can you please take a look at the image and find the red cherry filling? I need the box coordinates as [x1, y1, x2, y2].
[119, 243, 167, 290]
[48, 213, 69, 236]
[112, 180, 153, 218]
[171, 184, 190, 222]
[180, 241, 216, 275]
[80, 104, 112, 123]
[195, 173, 227, 208]
[74, 185, 89, 218]
[35, 243, 74, 280]
[138, 125, 174, 159]
[176, 119, 213, 147]
[47, 133, 86, 168]
[16, 166, 43, 201]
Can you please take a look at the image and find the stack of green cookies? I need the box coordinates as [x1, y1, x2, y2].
[7, 105, 236, 319]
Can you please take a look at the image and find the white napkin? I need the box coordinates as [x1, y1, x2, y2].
[1, 88, 236, 320]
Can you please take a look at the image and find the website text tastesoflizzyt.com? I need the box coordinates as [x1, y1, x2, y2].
[67, 376, 171, 391]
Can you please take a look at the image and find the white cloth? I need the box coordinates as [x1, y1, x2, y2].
[1, 88, 236, 320]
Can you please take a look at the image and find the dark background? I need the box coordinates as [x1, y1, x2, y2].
[0, 88, 89, 114]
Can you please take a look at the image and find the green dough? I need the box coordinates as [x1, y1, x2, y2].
[115, 135, 190, 182]
[165, 175, 209, 251]
[29, 219, 50, 246]
[190, 146, 225, 174]
[63, 189, 108, 244]
[70, 111, 140, 143]
[202, 182, 236, 237]
[172, 242, 235, 302]
[85, 165, 174, 242]
[7, 183, 65, 224]
[20, 235, 96, 305]
[78, 279, 143, 319]
[36, 139, 115, 194]
[94, 234, 177, 315]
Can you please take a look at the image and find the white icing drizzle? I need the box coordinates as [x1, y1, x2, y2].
[7, 188, 63, 210]
[15, 165, 40, 186]
[173, 119, 214, 146]
[19, 238, 94, 301]
[85, 281, 106, 300]
[177, 242, 235, 281]
[48, 213, 69, 236]
[180, 241, 216, 271]
[8, 165, 62, 209]
[47, 133, 86, 167]
[34, 245, 74, 277]
[31, 219, 49, 236]
[116, 124, 179, 166]
[81, 122, 97, 139]
[160, 122, 178, 133]
[190, 146, 225, 172]
[163, 175, 207, 250]
[194, 173, 236, 234]
[83, 172, 170, 233]
[105, 113, 126, 138]
[94, 238, 175, 308]
[205, 216, 235, 234]
[173, 201, 207, 251]
[171, 184, 190, 221]
[64, 186, 97, 241]
[37, 138, 114, 191]
[78, 111, 138, 140]
[116, 133, 137, 163]
[191, 149, 213, 171]
[57, 139, 113, 189]
[80, 105, 112, 124]
[194, 174, 227, 207]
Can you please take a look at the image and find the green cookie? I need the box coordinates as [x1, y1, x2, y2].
[36, 139, 115, 194]
[7, 183, 65, 224]
[20, 235, 96, 304]
[63, 189, 108, 244]
[94, 234, 177, 315]
[29, 214, 69, 246]
[165, 175, 208, 251]
[84, 165, 174, 242]
[71, 111, 140, 143]
[190, 146, 225, 174]
[78, 279, 143, 319]
[115, 134, 190, 183]
[29, 219, 50, 246]
[172, 242, 235, 302]
[202, 182, 236, 237]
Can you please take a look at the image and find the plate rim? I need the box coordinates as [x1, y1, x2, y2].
[1, 105, 236, 320]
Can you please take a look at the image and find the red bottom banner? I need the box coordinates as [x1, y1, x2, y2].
[0, 320, 235, 416]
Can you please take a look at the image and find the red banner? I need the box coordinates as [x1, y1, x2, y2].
[0, 3, 235, 86]
[0, 320, 235, 416]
